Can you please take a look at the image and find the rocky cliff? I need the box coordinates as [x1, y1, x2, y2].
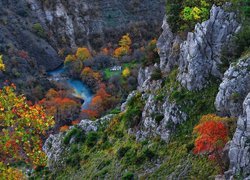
[41, 4, 250, 179]
[131, 5, 241, 142]
[0, 0, 165, 70]
[226, 92, 250, 179]
[223, 56, 250, 179]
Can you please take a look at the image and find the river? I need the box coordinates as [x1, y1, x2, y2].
[47, 66, 94, 110]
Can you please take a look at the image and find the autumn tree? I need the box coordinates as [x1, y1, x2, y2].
[76, 47, 92, 61]
[193, 114, 229, 172]
[166, 0, 226, 32]
[0, 54, 5, 71]
[143, 38, 159, 66]
[122, 67, 130, 78]
[64, 47, 92, 77]
[0, 162, 25, 180]
[39, 89, 81, 126]
[114, 34, 132, 58]
[81, 84, 116, 119]
[80, 67, 102, 91]
[64, 54, 83, 78]
[0, 85, 54, 177]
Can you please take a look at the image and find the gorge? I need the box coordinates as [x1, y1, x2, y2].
[0, 0, 250, 179]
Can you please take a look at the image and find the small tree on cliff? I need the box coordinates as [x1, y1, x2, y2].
[193, 114, 229, 172]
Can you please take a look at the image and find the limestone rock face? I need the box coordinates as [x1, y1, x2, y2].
[43, 133, 66, 170]
[157, 16, 182, 73]
[136, 95, 187, 142]
[177, 5, 240, 91]
[215, 57, 250, 117]
[226, 93, 250, 178]
[135, 64, 187, 142]
[137, 65, 162, 92]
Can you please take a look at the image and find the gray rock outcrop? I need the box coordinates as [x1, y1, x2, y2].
[43, 114, 114, 169]
[226, 93, 250, 179]
[215, 57, 250, 117]
[132, 63, 187, 142]
[177, 5, 240, 90]
[136, 94, 187, 142]
[157, 16, 182, 73]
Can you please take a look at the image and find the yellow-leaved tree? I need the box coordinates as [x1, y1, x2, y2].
[0, 54, 5, 71]
[0, 84, 54, 178]
[76, 47, 92, 61]
[114, 34, 132, 58]
[122, 67, 130, 78]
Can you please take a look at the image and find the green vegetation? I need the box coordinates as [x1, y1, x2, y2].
[63, 127, 85, 145]
[166, 0, 249, 33]
[151, 67, 162, 81]
[33, 66, 222, 179]
[32, 23, 46, 38]
[103, 62, 138, 80]
[121, 92, 145, 129]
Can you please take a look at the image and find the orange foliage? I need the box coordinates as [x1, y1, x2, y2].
[81, 109, 99, 119]
[101, 47, 110, 55]
[39, 89, 81, 123]
[114, 47, 130, 58]
[71, 120, 80, 125]
[193, 114, 229, 171]
[59, 125, 70, 132]
[82, 84, 112, 119]
[113, 33, 132, 58]
[0, 85, 54, 167]
[81, 67, 101, 81]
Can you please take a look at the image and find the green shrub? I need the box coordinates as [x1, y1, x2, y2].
[151, 68, 162, 81]
[123, 93, 145, 128]
[63, 127, 85, 145]
[32, 23, 46, 37]
[141, 148, 155, 160]
[230, 92, 241, 103]
[122, 172, 134, 180]
[65, 154, 81, 167]
[155, 114, 164, 125]
[235, 25, 250, 56]
[117, 146, 130, 159]
[86, 132, 99, 147]
[166, 0, 227, 33]
[155, 94, 165, 102]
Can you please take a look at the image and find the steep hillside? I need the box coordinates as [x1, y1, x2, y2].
[1, 1, 250, 179]
[32, 4, 250, 179]
[0, 0, 165, 70]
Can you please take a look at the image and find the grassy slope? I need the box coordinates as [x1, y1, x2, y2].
[34, 69, 221, 179]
